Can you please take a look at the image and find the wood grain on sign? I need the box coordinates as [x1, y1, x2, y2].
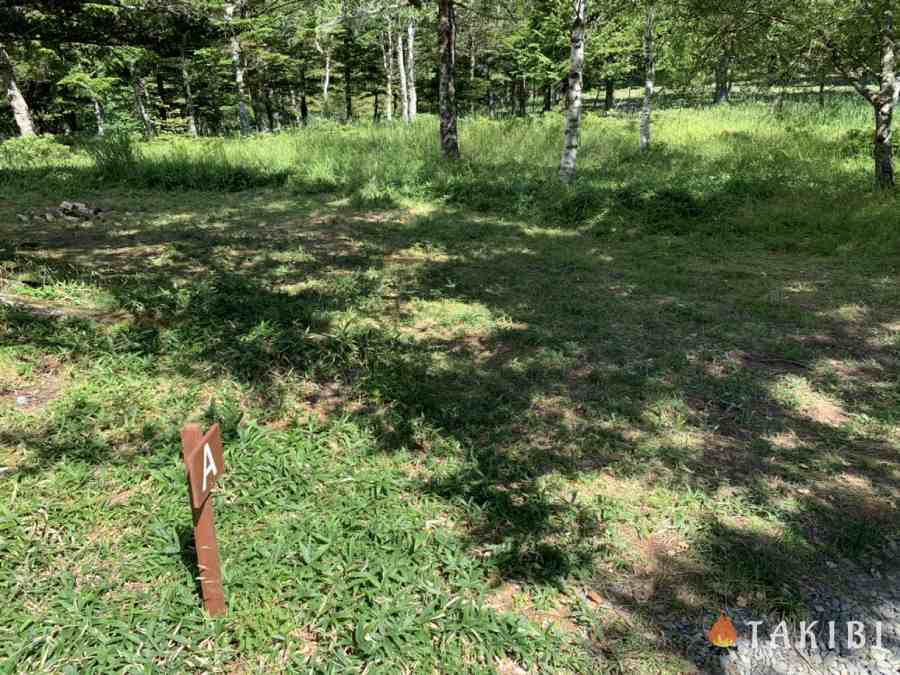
[184, 423, 224, 508]
[181, 423, 226, 617]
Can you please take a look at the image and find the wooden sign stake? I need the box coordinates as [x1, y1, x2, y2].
[181, 423, 226, 617]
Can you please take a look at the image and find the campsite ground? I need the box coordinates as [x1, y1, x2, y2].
[1, 103, 899, 672]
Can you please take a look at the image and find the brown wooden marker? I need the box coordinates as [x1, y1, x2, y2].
[181, 423, 226, 617]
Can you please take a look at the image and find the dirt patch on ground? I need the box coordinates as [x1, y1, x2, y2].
[798, 395, 849, 427]
[0, 291, 130, 325]
[0, 355, 66, 413]
[485, 581, 581, 637]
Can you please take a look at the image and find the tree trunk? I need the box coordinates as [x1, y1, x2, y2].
[250, 84, 267, 133]
[321, 48, 332, 111]
[180, 48, 198, 137]
[342, 15, 353, 122]
[0, 45, 36, 136]
[874, 104, 894, 188]
[874, 8, 897, 188]
[344, 57, 352, 121]
[155, 70, 169, 121]
[93, 97, 105, 136]
[299, 62, 309, 126]
[265, 85, 276, 131]
[639, 3, 655, 152]
[131, 65, 154, 138]
[714, 53, 731, 104]
[438, 0, 460, 158]
[604, 78, 615, 111]
[516, 75, 527, 116]
[773, 86, 785, 113]
[407, 19, 418, 118]
[381, 26, 395, 121]
[396, 31, 410, 122]
[225, 2, 252, 136]
[291, 89, 301, 126]
[64, 111, 78, 135]
[543, 84, 552, 112]
[469, 33, 476, 114]
[818, 77, 826, 108]
[559, 0, 586, 181]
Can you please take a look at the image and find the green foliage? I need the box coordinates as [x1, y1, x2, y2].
[85, 129, 137, 178]
[0, 135, 72, 169]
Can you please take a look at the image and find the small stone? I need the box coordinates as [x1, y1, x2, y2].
[44, 212, 55, 222]
[15, 395, 31, 406]
[16, 214, 29, 223]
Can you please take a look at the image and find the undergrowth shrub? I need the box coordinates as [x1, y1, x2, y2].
[0, 135, 72, 169]
[85, 130, 136, 179]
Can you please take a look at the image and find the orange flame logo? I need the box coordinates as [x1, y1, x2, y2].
[707, 614, 737, 648]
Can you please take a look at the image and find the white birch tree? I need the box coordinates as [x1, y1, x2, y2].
[0, 43, 35, 137]
[639, 2, 656, 152]
[559, 0, 586, 181]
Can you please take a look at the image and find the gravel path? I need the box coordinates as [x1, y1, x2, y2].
[714, 565, 900, 674]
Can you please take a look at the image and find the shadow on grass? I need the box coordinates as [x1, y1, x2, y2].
[1, 137, 898, 669]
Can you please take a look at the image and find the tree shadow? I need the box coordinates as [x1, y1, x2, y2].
[1, 136, 898, 668]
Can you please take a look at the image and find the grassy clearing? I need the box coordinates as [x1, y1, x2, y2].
[2, 101, 899, 672]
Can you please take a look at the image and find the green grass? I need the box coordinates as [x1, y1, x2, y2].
[1, 99, 899, 672]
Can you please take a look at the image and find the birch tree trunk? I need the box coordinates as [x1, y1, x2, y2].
[470, 33, 477, 114]
[874, 8, 897, 188]
[180, 48, 198, 137]
[396, 31, 410, 122]
[93, 97, 105, 136]
[323, 50, 332, 110]
[342, 7, 353, 122]
[639, 3, 655, 152]
[559, 0, 586, 181]
[225, 2, 252, 136]
[438, 0, 459, 158]
[130, 65, 154, 138]
[0, 45, 35, 137]
[291, 89, 300, 126]
[407, 19, 418, 119]
[381, 25, 395, 121]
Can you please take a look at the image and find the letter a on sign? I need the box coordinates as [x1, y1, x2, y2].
[202, 443, 218, 492]
[185, 425, 224, 508]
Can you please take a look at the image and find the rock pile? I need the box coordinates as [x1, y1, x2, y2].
[16, 201, 110, 224]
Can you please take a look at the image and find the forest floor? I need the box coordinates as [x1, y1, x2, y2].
[2, 106, 899, 673]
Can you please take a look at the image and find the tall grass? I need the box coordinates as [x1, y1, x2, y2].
[2, 97, 897, 256]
